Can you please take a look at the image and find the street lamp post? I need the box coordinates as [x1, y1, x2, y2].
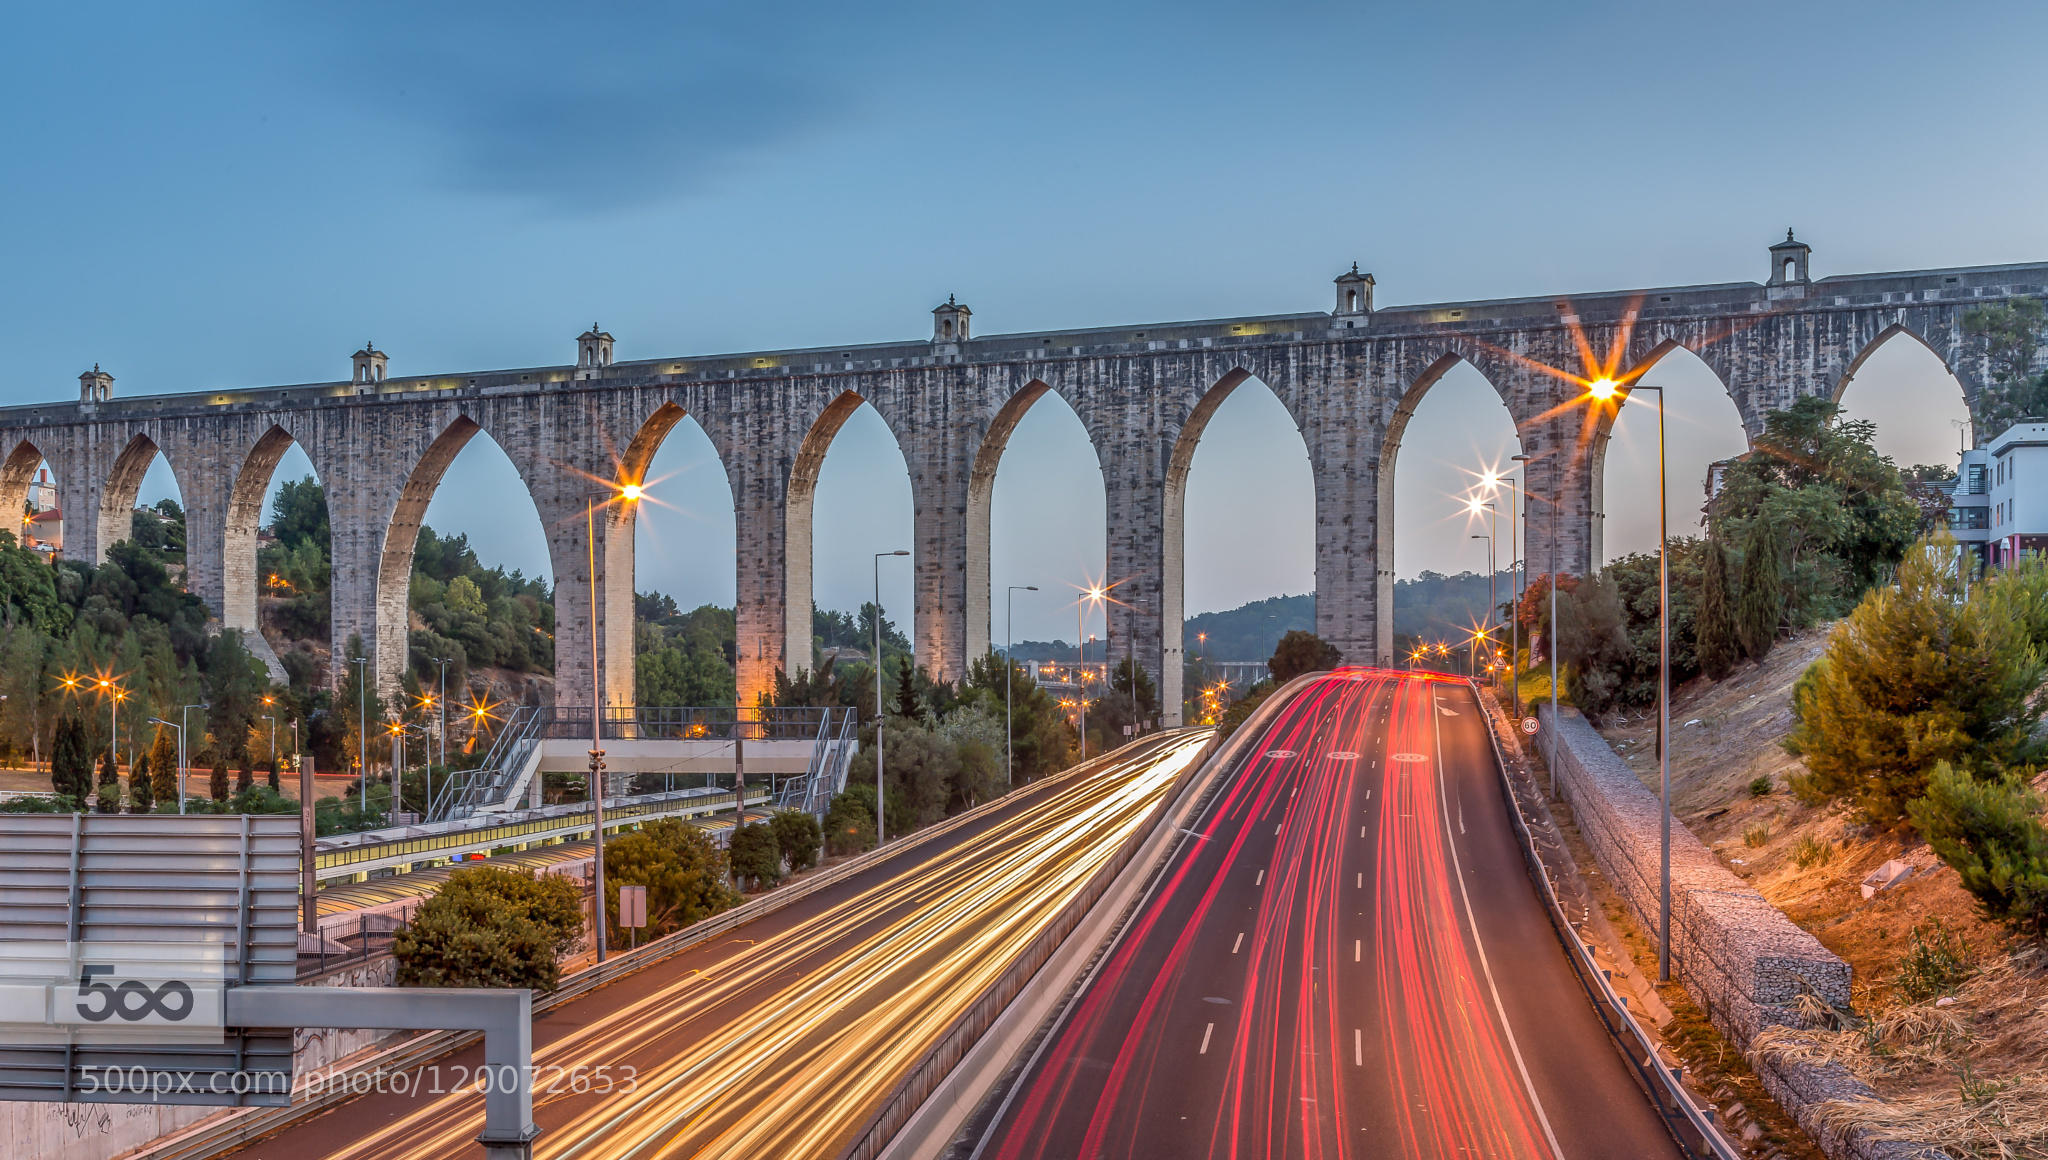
[582, 484, 643, 964]
[1591, 377, 1674, 983]
[1508, 455, 1533, 719]
[873, 550, 909, 844]
[180, 702, 208, 814]
[1470, 531, 1495, 682]
[94, 678, 122, 770]
[148, 717, 181, 812]
[349, 656, 370, 815]
[1005, 585, 1038, 789]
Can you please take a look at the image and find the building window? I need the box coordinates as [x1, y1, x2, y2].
[1968, 464, 1986, 494]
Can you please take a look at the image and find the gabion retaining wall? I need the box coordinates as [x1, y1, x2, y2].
[1536, 705, 1945, 1160]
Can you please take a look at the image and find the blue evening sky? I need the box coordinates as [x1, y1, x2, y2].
[1, 2, 2038, 644]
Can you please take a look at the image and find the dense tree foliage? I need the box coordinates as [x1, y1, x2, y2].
[823, 791, 877, 855]
[1962, 298, 2048, 433]
[727, 821, 784, 890]
[1268, 629, 1340, 684]
[601, 819, 741, 942]
[635, 600, 736, 707]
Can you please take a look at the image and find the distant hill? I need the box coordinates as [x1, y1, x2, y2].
[1184, 594, 1314, 661]
[1004, 573, 1518, 667]
[1392, 570, 1518, 647]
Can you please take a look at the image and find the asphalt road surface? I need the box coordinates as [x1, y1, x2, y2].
[975, 669, 1680, 1160]
[231, 729, 1212, 1160]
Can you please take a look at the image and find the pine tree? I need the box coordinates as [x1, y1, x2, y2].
[1787, 534, 2043, 828]
[1735, 520, 1784, 661]
[148, 729, 178, 806]
[129, 751, 154, 813]
[209, 762, 229, 802]
[1695, 533, 1739, 681]
[95, 749, 121, 813]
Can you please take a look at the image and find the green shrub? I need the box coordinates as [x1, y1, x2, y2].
[395, 866, 584, 989]
[603, 819, 741, 944]
[1744, 824, 1770, 848]
[1749, 775, 1774, 798]
[1893, 917, 1975, 1003]
[1793, 834, 1834, 869]
[822, 792, 876, 856]
[1908, 762, 2048, 935]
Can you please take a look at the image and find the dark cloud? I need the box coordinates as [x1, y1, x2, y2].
[268, 2, 885, 210]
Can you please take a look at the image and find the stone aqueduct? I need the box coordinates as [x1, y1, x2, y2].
[2, 234, 2041, 727]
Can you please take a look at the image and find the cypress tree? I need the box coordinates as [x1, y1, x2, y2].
[95, 749, 121, 813]
[1695, 533, 1740, 681]
[148, 729, 178, 806]
[265, 758, 280, 793]
[209, 761, 229, 802]
[1735, 520, 1785, 661]
[49, 716, 91, 803]
[129, 751, 154, 813]
[236, 749, 255, 794]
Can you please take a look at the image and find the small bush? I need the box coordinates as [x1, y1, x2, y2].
[1749, 775, 1774, 798]
[1908, 761, 2048, 935]
[1893, 917, 1975, 1003]
[1744, 824, 1770, 848]
[728, 821, 784, 891]
[769, 809, 822, 873]
[1793, 834, 1834, 869]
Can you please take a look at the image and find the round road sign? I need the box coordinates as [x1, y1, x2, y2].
[1521, 717, 1540, 735]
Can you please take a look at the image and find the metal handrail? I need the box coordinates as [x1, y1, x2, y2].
[1467, 680, 1740, 1160]
[439, 706, 550, 819]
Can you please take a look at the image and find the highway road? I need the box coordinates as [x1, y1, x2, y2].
[974, 670, 1680, 1160]
[232, 728, 1212, 1160]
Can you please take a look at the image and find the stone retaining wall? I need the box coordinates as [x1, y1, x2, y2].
[1536, 704, 1943, 1160]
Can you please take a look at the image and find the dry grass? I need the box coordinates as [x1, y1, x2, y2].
[1754, 950, 2048, 1158]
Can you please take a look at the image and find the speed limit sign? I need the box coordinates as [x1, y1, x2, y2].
[1521, 717, 1540, 735]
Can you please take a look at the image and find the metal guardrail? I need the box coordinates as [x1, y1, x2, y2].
[318, 786, 759, 873]
[1467, 680, 1740, 1160]
[297, 914, 400, 978]
[546, 705, 839, 742]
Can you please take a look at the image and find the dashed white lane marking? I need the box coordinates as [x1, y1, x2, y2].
[1365, 789, 1373, 800]
[1254, 870, 1265, 886]
[1359, 825, 1367, 838]
[1353, 1028, 1363, 1067]
[1201, 1023, 1215, 1054]
[1354, 939, 1361, 962]
[1355, 872, 1362, 888]
[1275, 823, 1284, 835]
[1232, 932, 1244, 954]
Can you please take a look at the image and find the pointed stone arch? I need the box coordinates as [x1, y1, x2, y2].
[223, 423, 322, 681]
[371, 414, 497, 689]
[98, 433, 178, 564]
[1596, 341, 1752, 560]
[0, 440, 53, 551]
[784, 390, 883, 678]
[1834, 321, 1973, 414]
[1375, 352, 1526, 649]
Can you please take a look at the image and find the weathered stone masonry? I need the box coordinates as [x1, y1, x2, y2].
[1, 236, 2039, 724]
